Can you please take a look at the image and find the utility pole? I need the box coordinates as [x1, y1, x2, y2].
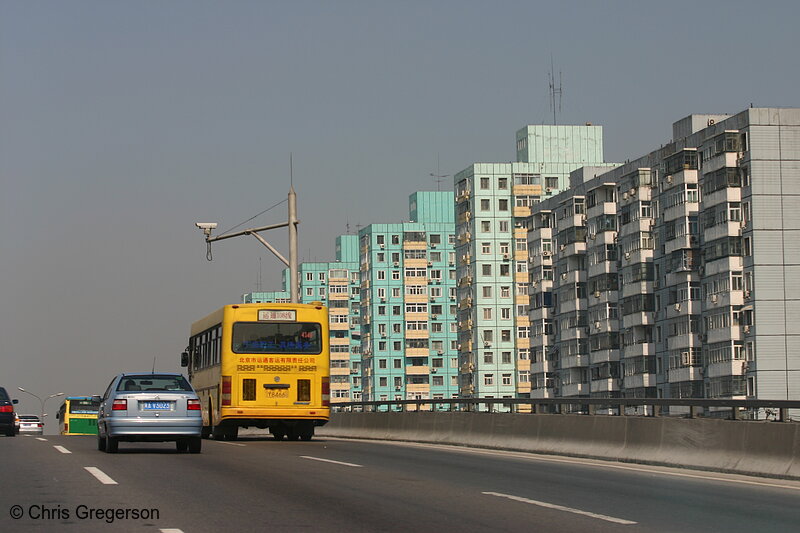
[196, 187, 301, 303]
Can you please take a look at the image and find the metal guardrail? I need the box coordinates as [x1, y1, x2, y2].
[332, 398, 800, 422]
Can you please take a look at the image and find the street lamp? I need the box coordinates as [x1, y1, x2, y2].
[17, 388, 64, 432]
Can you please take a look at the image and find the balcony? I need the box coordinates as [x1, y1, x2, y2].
[590, 378, 620, 394]
[406, 365, 430, 375]
[622, 373, 656, 389]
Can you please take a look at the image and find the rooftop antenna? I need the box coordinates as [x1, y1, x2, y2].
[152, 356, 156, 374]
[430, 153, 450, 192]
[256, 256, 263, 291]
[548, 55, 562, 125]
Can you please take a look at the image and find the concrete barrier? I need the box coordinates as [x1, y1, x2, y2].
[318, 412, 800, 480]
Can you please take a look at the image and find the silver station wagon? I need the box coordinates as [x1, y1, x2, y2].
[96, 373, 202, 453]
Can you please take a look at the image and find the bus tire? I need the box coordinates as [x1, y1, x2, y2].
[97, 434, 106, 451]
[176, 439, 188, 452]
[271, 428, 285, 440]
[299, 422, 314, 441]
[188, 437, 202, 454]
[286, 429, 300, 441]
[106, 436, 119, 453]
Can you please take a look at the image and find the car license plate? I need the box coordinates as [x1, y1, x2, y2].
[142, 401, 171, 410]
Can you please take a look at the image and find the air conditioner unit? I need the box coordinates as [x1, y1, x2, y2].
[431, 314, 438, 320]
[503, 253, 510, 260]
[710, 294, 718, 303]
[437, 350, 444, 355]
[666, 175, 673, 184]
[589, 233, 596, 240]
[430, 297, 436, 302]
[743, 290, 751, 300]
[484, 341, 491, 348]
[427, 261, 433, 267]
[395, 386, 401, 391]
[542, 251, 551, 257]
[546, 187, 552, 193]
[350, 369, 358, 374]
[674, 303, 681, 311]
[629, 188, 636, 196]
[430, 368, 437, 373]
[380, 243, 385, 249]
[624, 252, 631, 260]
[594, 321, 601, 329]
[393, 261, 399, 267]
[743, 325, 751, 334]
[622, 192, 628, 200]
[594, 291, 601, 298]
[680, 351, 691, 366]
[381, 333, 387, 338]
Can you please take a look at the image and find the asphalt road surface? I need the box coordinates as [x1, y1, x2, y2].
[1, 433, 799, 532]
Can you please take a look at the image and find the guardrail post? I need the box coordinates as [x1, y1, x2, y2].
[731, 407, 740, 421]
[588, 404, 596, 416]
[780, 408, 789, 422]
[688, 405, 701, 419]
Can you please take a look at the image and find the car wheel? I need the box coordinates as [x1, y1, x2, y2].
[188, 437, 202, 454]
[97, 434, 106, 451]
[106, 436, 119, 453]
[176, 440, 188, 453]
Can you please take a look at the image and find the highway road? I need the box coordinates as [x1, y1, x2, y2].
[1, 433, 799, 532]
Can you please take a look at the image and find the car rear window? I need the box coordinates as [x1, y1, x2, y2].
[116, 375, 193, 392]
[0, 388, 9, 401]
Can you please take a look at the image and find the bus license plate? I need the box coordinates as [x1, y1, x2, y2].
[265, 391, 288, 398]
[142, 401, 171, 410]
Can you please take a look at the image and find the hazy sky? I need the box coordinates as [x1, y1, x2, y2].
[2, 1, 799, 428]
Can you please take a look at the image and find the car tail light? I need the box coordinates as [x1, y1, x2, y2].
[0, 405, 12, 413]
[222, 376, 231, 406]
[112, 399, 127, 411]
[187, 399, 201, 410]
[37, 423, 43, 428]
[321, 377, 330, 407]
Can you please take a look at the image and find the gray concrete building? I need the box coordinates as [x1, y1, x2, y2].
[526, 108, 800, 415]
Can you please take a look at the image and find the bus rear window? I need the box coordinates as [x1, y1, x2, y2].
[69, 399, 100, 414]
[232, 322, 322, 354]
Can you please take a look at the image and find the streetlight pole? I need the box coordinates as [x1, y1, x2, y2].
[17, 388, 64, 432]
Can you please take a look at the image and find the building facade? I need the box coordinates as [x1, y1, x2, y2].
[453, 125, 611, 401]
[526, 108, 800, 414]
[359, 192, 458, 403]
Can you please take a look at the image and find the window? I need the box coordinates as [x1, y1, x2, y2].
[499, 220, 509, 232]
[377, 270, 386, 280]
[498, 177, 508, 189]
[502, 374, 512, 385]
[484, 374, 494, 385]
[481, 199, 490, 211]
[483, 308, 493, 319]
[498, 199, 509, 211]
[482, 264, 492, 276]
[484, 352, 494, 363]
[482, 286, 492, 298]
[430, 234, 441, 245]
[306, 272, 314, 281]
[545, 176, 559, 189]
[480, 177, 490, 189]
[481, 221, 491, 232]
[393, 359, 402, 369]
[482, 242, 491, 254]
[502, 352, 512, 364]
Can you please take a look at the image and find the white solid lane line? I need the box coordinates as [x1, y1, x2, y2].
[214, 441, 246, 446]
[160, 529, 185, 533]
[36, 437, 47, 441]
[483, 491, 637, 525]
[53, 445, 71, 454]
[300, 455, 363, 468]
[84, 466, 118, 485]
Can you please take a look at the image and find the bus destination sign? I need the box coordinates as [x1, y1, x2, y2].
[258, 309, 296, 321]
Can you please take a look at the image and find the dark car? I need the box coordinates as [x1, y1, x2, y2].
[0, 387, 19, 437]
[96, 373, 202, 453]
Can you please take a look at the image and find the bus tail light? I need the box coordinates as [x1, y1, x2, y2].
[321, 377, 330, 407]
[187, 399, 201, 410]
[112, 399, 127, 411]
[222, 376, 232, 406]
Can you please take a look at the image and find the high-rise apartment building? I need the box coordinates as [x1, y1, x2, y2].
[359, 192, 458, 403]
[527, 108, 800, 413]
[453, 125, 611, 400]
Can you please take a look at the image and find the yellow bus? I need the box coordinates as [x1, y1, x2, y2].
[56, 397, 100, 435]
[182, 302, 330, 441]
